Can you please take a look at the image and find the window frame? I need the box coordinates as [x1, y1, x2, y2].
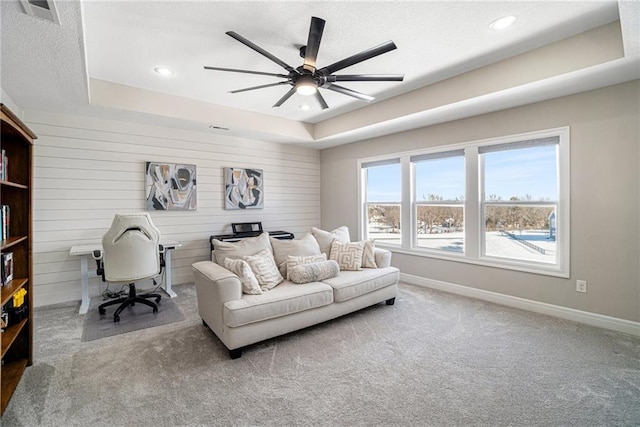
[358, 127, 570, 278]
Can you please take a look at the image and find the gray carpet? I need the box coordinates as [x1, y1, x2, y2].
[3, 282, 639, 426]
[81, 295, 185, 342]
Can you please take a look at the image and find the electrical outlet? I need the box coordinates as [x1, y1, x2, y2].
[576, 280, 587, 293]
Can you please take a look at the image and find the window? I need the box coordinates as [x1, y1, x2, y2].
[481, 139, 559, 265]
[359, 128, 569, 277]
[361, 159, 401, 246]
[412, 150, 465, 253]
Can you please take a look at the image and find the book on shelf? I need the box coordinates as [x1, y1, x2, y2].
[0, 148, 5, 181]
[1, 204, 9, 240]
[1, 251, 13, 286]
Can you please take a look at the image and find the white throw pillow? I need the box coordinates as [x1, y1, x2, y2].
[361, 240, 377, 268]
[211, 232, 271, 266]
[311, 226, 351, 256]
[242, 249, 283, 291]
[285, 253, 327, 280]
[270, 234, 321, 276]
[223, 258, 262, 295]
[289, 260, 340, 284]
[329, 240, 365, 271]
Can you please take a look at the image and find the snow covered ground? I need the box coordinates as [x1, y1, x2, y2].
[369, 230, 556, 264]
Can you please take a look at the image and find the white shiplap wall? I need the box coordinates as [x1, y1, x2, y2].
[25, 110, 320, 307]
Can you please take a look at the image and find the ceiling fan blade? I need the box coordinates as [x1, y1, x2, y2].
[314, 90, 329, 110]
[226, 31, 296, 73]
[318, 40, 398, 75]
[329, 74, 404, 82]
[204, 66, 288, 78]
[230, 81, 290, 94]
[303, 17, 325, 72]
[325, 84, 374, 102]
[273, 87, 297, 107]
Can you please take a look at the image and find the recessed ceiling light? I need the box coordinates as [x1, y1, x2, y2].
[489, 15, 517, 31]
[298, 104, 311, 111]
[154, 67, 174, 76]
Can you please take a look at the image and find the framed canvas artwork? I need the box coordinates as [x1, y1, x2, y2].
[224, 167, 263, 209]
[145, 161, 197, 210]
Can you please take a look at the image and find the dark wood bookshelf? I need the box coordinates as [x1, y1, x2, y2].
[0, 103, 35, 415]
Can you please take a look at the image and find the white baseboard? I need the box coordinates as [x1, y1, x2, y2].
[400, 273, 640, 337]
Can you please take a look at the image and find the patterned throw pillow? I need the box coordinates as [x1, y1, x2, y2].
[311, 226, 351, 257]
[289, 260, 340, 284]
[285, 253, 327, 280]
[329, 240, 365, 271]
[242, 249, 283, 291]
[361, 240, 377, 268]
[223, 258, 262, 295]
[270, 233, 321, 276]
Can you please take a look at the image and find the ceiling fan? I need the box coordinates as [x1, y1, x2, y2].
[204, 16, 404, 110]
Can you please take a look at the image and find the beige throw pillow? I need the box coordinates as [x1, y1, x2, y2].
[285, 253, 327, 280]
[242, 248, 283, 291]
[223, 258, 262, 295]
[329, 240, 364, 271]
[289, 260, 340, 284]
[361, 240, 377, 268]
[270, 234, 321, 276]
[211, 232, 271, 266]
[311, 226, 351, 256]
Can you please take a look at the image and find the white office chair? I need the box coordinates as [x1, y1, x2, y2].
[93, 213, 164, 322]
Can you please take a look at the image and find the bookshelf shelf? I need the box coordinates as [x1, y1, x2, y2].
[0, 104, 35, 415]
[0, 181, 28, 190]
[0, 236, 28, 251]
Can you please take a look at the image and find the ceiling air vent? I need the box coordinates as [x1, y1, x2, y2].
[20, 0, 61, 25]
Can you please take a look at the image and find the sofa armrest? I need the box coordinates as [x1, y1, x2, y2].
[192, 261, 242, 337]
[374, 248, 392, 268]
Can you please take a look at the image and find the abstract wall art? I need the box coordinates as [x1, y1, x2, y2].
[145, 161, 197, 210]
[224, 167, 263, 209]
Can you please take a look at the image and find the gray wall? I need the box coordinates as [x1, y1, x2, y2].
[320, 80, 640, 322]
[26, 110, 320, 306]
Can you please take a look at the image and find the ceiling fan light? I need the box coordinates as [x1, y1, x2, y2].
[295, 76, 317, 96]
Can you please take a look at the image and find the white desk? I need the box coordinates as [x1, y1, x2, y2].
[69, 239, 181, 314]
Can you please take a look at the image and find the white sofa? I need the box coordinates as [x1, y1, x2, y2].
[192, 228, 399, 358]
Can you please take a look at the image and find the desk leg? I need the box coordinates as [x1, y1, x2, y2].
[79, 255, 90, 314]
[164, 249, 177, 298]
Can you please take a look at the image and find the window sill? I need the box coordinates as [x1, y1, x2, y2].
[377, 243, 569, 278]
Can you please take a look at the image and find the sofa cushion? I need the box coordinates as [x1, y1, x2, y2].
[242, 249, 283, 291]
[211, 232, 271, 265]
[270, 233, 321, 277]
[289, 260, 340, 284]
[361, 240, 377, 268]
[330, 240, 364, 271]
[223, 282, 334, 327]
[311, 226, 350, 256]
[286, 253, 327, 280]
[223, 258, 262, 295]
[321, 267, 400, 302]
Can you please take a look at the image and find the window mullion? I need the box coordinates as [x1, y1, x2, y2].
[401, 156, 412, 250]
[465, 146, 480, 258]
[358, 164, 366, 241]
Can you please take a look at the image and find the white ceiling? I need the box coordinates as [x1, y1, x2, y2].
[1, 1, 639, 148]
